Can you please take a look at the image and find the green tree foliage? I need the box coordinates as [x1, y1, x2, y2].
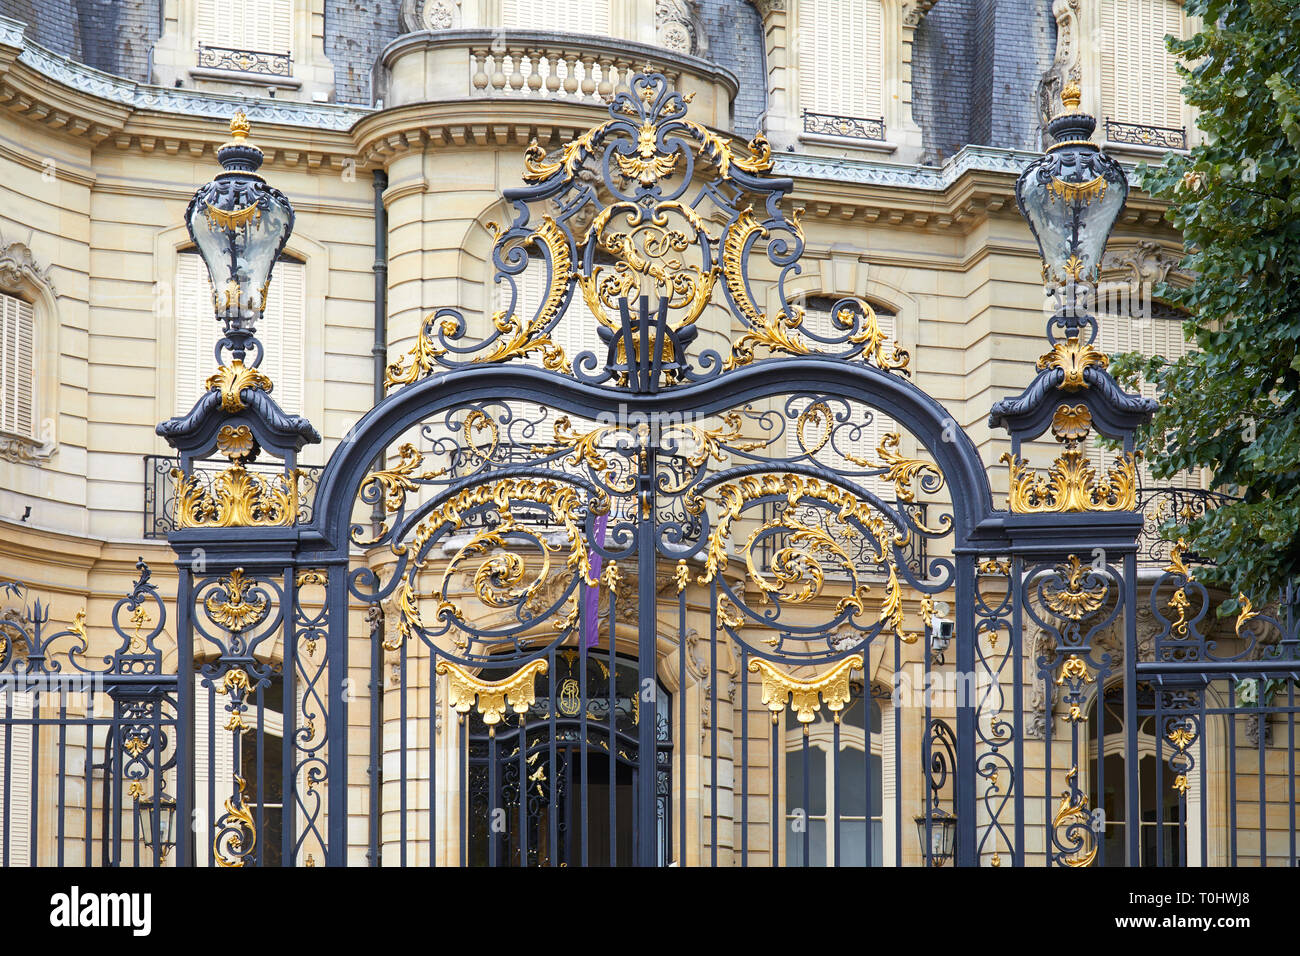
[1111, 0, 1300, 603]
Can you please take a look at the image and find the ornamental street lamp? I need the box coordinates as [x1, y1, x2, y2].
[915, 717, 958, 866]
[1015, 83, 1128, 338]
[185, 111, 295, 365]
[136, 790, 178, 865]
[914, 806, 958, 867]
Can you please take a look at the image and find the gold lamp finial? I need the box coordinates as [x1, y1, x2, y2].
[229, 110, 251, 141]
[1060, 82, 1081, 111]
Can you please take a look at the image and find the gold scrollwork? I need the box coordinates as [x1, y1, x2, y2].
[214, 775, 257, 867]
[1001, 448, 1138, 513]
[1055, 653, 1095, 721]
[1164, 539, 1192, 638]
[360, 443, 446, 513]
[845, 432, 946, 506]
[748, 655, 863, 724]
[1043, 555, 1108, 621]
[205, 571, 268, 632]
[436, 658, 548, 727]
[476, 216, 573, 371]
[1234, 593, 1258, 639]
[1037, 336, 1109, 391]
[700, 473, 910, 640]
[385, 313, 453, 390]
[1052, 767, 1098, 867]
[205, 360, 273, 413]
[174, 464, 300, 527]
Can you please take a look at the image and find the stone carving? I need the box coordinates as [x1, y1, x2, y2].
[0, 235, 53, 296]
[401, 0, 459, 33]
[656, 0, 703, 56]
[750, 0, 786, 17]
[1038, 0, 1082, 137]
[1100, 241, 1187, 292]
[903, 0, 939, 28]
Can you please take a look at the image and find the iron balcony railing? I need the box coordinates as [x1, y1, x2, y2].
[197, 43, 293, 78]
[1137, 484, 1236, 568]
[802, 109, 886, 143]
[143, 454, 321, 538]
[1104, 118, 1187, 151]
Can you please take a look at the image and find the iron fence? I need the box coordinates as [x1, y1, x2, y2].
[1137, 484, 1236, 567]
[197, 43, 292, 78]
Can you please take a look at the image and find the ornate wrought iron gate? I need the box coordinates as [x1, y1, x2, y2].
[5, 72, 1299, 868]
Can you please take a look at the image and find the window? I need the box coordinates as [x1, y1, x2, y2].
[1099, 0, 1185, 130]
[1088, 682, 1186, 866]
[500, 0, 609, 33]
[0, 692, 35, 866]
[195, 0, 293, 55]
[784, 692, 883, 866]
[174, 251, 305, 417]
[799, 0, 885, 122]
[0, 291, 35, 440]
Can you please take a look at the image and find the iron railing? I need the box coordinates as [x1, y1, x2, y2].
[802, 109, 886, 142]
[1137, 484, 1236, 567]
[143, 454, 321, 538]
[196, 43, 292, 78]
[1104, 119, 1187, 151]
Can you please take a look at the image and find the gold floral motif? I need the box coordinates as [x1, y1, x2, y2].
[214, 775, 256, 867]
[295, 569, 327, 588]
[978, 559, 1011, 576]
[69, 608, 86, 640]
[1234, 593, 1258, 638]
[1036, 336, 1108, 390]
[173, 464, 299, 527]
[205, 571, 268, 632]
[1001, 448, 1138, 513]
[1165, 540, 1192, 639]
[720, 206, 769, 330]
[685, 125, 774, 178]
[1055, 654, 1095, 721]
[127, 780, 146, 799]
[436, 658, 548, 727]
[204, 360, 273, 413]
[748, 655, 863, 724]
[124, 735, 147, 757]
[216, 424, 256, 461]
[615, 122, 680, 185]
[1047, 175, 1108, 206]
[360, 443, 446, 513]
[675, 560, 690, 594]
[1043, 555, 1107, 621]
[522, 125, 612, 184]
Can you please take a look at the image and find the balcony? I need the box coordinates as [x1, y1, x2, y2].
[196, 43, 292, 79]
[143, 455, 321, 539]
[377, 29, 737, 128]
[1137, 484, 1235, 568]
[1104, 119, 1187, 152]
[802, 109, 886, 144]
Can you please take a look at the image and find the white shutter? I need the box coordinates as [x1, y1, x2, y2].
[799, 0, 884, 120]
[501, 0, 609, 33]
[878, 700, 895, 865]
[1100, 0, 1185, 128]
[0, 292, 35, 439]
[197, 0, 292, 53]
[194, 675, 238, 867]
[176, 254, 305, 417]
[0, 694, 35, 865]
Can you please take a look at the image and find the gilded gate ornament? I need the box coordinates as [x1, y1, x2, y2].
[437, 658, 548, 727]
[214, 775, 257, 867]
[205, 359, 274, 412]
[749, 654, 863, 724]
[1001, 447, 1138, 513]
[1042, 555, 1107, 621]
[1036, 337, 1108, 391]
[173, 463, 300, 527]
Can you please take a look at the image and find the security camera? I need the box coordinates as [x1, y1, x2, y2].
[931, 618, 954, 665]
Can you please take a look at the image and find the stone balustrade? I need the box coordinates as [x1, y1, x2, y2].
[379, 29, 737, 128]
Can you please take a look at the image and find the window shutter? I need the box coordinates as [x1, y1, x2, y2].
[176, 253, 305, 418]
[197, 0, 292, 53]
[0, 694, 35, 865]
[799, 0, 883, 120]
[501, 0, 609, 33]
[0, 292, 35, 439]
[1100, 0, 1184, 128]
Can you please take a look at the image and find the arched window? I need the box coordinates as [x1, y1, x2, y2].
[1099, 0, 1187, 135]
[465, 650, 672, 866]
[798, 0, 885, 131]
[783, 689, 884, 866]
[1087, 681, 1186, 866]
[174, 250, 306, 417]
[0, 291, 35, 441]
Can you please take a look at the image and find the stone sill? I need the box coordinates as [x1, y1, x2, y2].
[798, 132, 897, 155]
[187, 67, 303, 91]
[1102, 140, 1188, 161]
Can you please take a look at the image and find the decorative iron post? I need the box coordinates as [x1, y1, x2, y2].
[158, 113, 321, 867]
[991, 83, 1156, 867]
